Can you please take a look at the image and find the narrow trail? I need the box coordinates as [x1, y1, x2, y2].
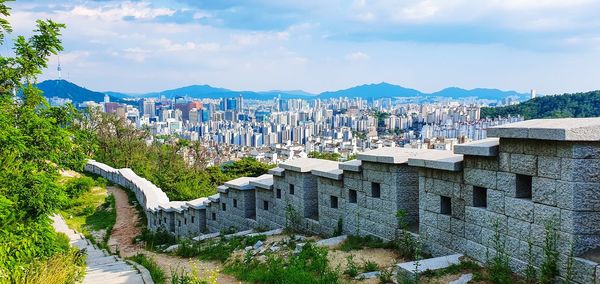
[107, 186, 239, 284]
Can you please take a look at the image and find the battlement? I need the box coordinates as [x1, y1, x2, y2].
[85, 118, 600, 284]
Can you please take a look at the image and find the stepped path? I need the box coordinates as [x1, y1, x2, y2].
[51, 214, 151, 284]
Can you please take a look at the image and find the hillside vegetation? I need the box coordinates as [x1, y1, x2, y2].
[0, 2, 88, 281]
[481, 90, 600, 119]
[86, 110, 274, 200]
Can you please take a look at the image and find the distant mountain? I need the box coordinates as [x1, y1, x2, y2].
[481, 91, 600, 119]
[319, 82, 423, 99]
[431, 87, 528, 100]
[37, 80, 120, 103]
[37, 79, 532, 103]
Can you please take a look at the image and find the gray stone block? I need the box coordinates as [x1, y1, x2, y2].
[505, 197, 534, 223]
[499, 153, 511, 172]
[510, 154, 537, 176]
[537, 156, 561, 178]
[556, 181, 600, 211]
[464, 168, 497, 189]
[496, 172, 517, 196]
[532, 177, 557, 206]
[507, 217, 531, 241]
[561, 158, 600, 182]
[533, 203, 560, 227]
[561, 210, 600, 235]
[568, 257, 598, 284]
[488, 189, 505, 214]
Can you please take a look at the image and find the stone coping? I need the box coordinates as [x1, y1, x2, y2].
[453, 138, 499, 157]
[358, 147, 430, 164]
[224, 176, 256, 190]
[217, 185, 229, 194]
[186, 197, 208, 210]
[268, 167, 285, 176]
[487, 117, 600, 141]
[279, 158, 340, 173]
[159, 201, 188, 213]
[339, 159, 361, 172]
[312, 168, 343, 180]
[407, 150, 463, 172]
[249, 174, 274, 190]
[207, 194, 220, 203]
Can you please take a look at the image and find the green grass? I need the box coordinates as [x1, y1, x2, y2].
[129, 253, 165, 284]
[339, 235, 394, 252]
[60, 174, 116, 247]
[224, 242, 341, 284]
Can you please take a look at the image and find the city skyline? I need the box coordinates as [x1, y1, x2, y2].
[5, 0, 600, 95]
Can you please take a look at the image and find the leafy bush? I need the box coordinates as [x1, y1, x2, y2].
[539, 220, 559, 284]
[138, 228, 178, 250]
[129, 253, 165, 284]
[224, 242, 341, 283]
[344, 254, 359, 278]
[487, 221, 511, 284]
[64, 176, 95, 198]
[362, 260, 379, 272]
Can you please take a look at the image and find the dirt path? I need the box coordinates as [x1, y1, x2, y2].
[107, 186, 239, 284]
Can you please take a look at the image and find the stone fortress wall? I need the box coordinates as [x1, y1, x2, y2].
[85, 118, 600, 283]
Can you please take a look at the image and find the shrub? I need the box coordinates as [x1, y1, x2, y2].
[539, 220, 559, 284]
[344, 254, 359, 277]
[396, 210, 416, 259]
[487, 220, 511, 284]
[64, 176, 95, 198]
[138, 228, 177, 250]
[362, 260, 379, 272]
[129, 253, 165, 284]
[379, 269, 393, 283]
[224, 242, 341, 283]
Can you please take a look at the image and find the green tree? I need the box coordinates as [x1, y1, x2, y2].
[0, 0, 86, 277]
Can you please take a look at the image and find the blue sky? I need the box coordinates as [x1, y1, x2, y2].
[5, 0, 600, 94]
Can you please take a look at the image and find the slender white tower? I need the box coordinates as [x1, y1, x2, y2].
[530, 89, 536, 99]
[57, 55, 62, 80]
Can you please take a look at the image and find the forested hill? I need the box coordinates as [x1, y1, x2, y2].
[481, 90, 600, 119]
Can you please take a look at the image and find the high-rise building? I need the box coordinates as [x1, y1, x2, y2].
[530, 89, 537, 99]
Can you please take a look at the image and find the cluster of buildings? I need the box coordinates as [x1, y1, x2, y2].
[88, 94, 522, 163]
[86, 117, 600, 283]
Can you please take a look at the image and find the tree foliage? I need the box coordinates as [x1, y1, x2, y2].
[86, 110, 274, 200]
[0, 0, 87, 277]
[481, 91, 600, 119]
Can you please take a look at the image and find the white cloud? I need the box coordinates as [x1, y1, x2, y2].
[157, 39, 220, 52]
[122, 47, 152, 62]
[346, 51, 370, 61]
[68, 2, 175, 22]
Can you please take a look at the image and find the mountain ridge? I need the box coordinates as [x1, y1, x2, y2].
[37, 79, 529, 103]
